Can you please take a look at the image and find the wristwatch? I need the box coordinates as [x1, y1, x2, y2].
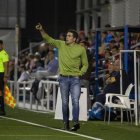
[4, 76, 8, 78]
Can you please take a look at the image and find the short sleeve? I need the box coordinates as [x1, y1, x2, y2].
[2, 52, 9, 63]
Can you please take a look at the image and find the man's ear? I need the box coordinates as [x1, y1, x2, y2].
[74, 38, 76, 42]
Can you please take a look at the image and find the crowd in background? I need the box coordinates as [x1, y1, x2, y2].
[7, 24, 140, 112]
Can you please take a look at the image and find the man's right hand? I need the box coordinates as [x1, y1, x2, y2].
[36, 23, 43, 31]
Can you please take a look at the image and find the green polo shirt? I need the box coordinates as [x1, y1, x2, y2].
[44, 35, 88, 76]
[0, 50, 9, 72]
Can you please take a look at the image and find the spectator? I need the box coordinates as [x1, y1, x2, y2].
[118, 38, 124, 51]
[96, 60, 129, 105]
[34, 52, 44, 68]
[104, 60, 129, 95]
[80, 40, 93, 110]
[28, 53, 36, 72]
[105, 56, 113, 69]
[103, 62, 115, 79]
[18, 64, 30, 82]
[112, 45, 119, 60]
[39, 43, 46, 59]
[77, 31, 85, 44]
[19, 54, 26, 65]
[59, 33, 66, 41]
[101, 31, 108, 44]
[112, 45, 119, 55]
[49, 44, 58, 58]
[105, 24, 114, 42]
[9, 61, 15, 81]
[87, 31, 93, 47]
[24, 52, 29, 64]
[44, 54, 50, 69]
[109, 39, 116, 50]
[36, 50, 59, 80]
[102, 51, 112, 69]
[117, 32, 124, 40]
[44, 43, 50, 58]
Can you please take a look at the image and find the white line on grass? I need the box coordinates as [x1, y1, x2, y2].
[0, 116, 103, 140]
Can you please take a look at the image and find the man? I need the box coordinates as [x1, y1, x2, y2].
[112, 45, 119, 60]
[18, 64, 30, 82]
[79, 40, 93, 110]
[0, 40, 9, 115]
[36, 23, 88, 131]
[112, 45, 119, 55]
[96, 60, 129, 105]
[103, 60, 129, 95]
[109, 39, 116, 50]
[28, 53, 36, 72]
[36, 50, 59, 80]
[101, 31, 108, 44]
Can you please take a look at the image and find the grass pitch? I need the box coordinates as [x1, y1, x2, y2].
[0, 106, 140, 140]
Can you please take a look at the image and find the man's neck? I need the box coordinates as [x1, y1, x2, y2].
[68, 42, 76, 46]
[0, 49, 3, 52]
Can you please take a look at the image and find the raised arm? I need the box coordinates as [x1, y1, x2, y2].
[36, 23, 61, 49]
[36, 23, 47, 39]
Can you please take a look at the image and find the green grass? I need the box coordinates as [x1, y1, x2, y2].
[0, 106, 140, 140]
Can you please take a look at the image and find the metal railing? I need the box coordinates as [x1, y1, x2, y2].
[8, 80, 59, 112]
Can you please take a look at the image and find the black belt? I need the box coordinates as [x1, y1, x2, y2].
[60, 74, 75, 78]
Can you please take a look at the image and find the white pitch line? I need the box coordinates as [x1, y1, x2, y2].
[0, 116, 103, 140]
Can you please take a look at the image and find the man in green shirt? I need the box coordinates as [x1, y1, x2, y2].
[36, 23, 88, 131]
[0, 40, 9, 115]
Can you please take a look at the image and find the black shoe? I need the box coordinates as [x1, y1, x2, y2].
[61, 122, 70, 130]
[71, 122, 80, 131]
[0, 110, 6, 116]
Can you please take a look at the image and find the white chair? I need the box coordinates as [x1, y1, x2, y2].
[104, 83, 134, 125]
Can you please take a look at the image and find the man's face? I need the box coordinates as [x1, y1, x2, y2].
[114, 61, 120, 72]
[48, 52, 54, 60]
[79, 34, 84, 40]
[108, 64, 114, 74]
[112, 48, 118, 55]
[0, 43, 3, 51]
[66, 32, 75, 45]
[105, 52, 110, 59]
[80, 43, 87, 50]
[119, 43, 124, 51]
[109, 43, 115, 48]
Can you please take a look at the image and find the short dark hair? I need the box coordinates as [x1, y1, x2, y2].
[105, 51, 112, 56]
[68, 29, 78, 42]
[119, 38, 124, 44]
[104, 48, 110, 52]
[112, 45, 119, 50]
[49, 50, 55, 54]
[0, 40, 3, 44]
[80, 40, 89, 47]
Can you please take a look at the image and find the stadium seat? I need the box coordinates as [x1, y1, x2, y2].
[104, 83, 134, 125]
